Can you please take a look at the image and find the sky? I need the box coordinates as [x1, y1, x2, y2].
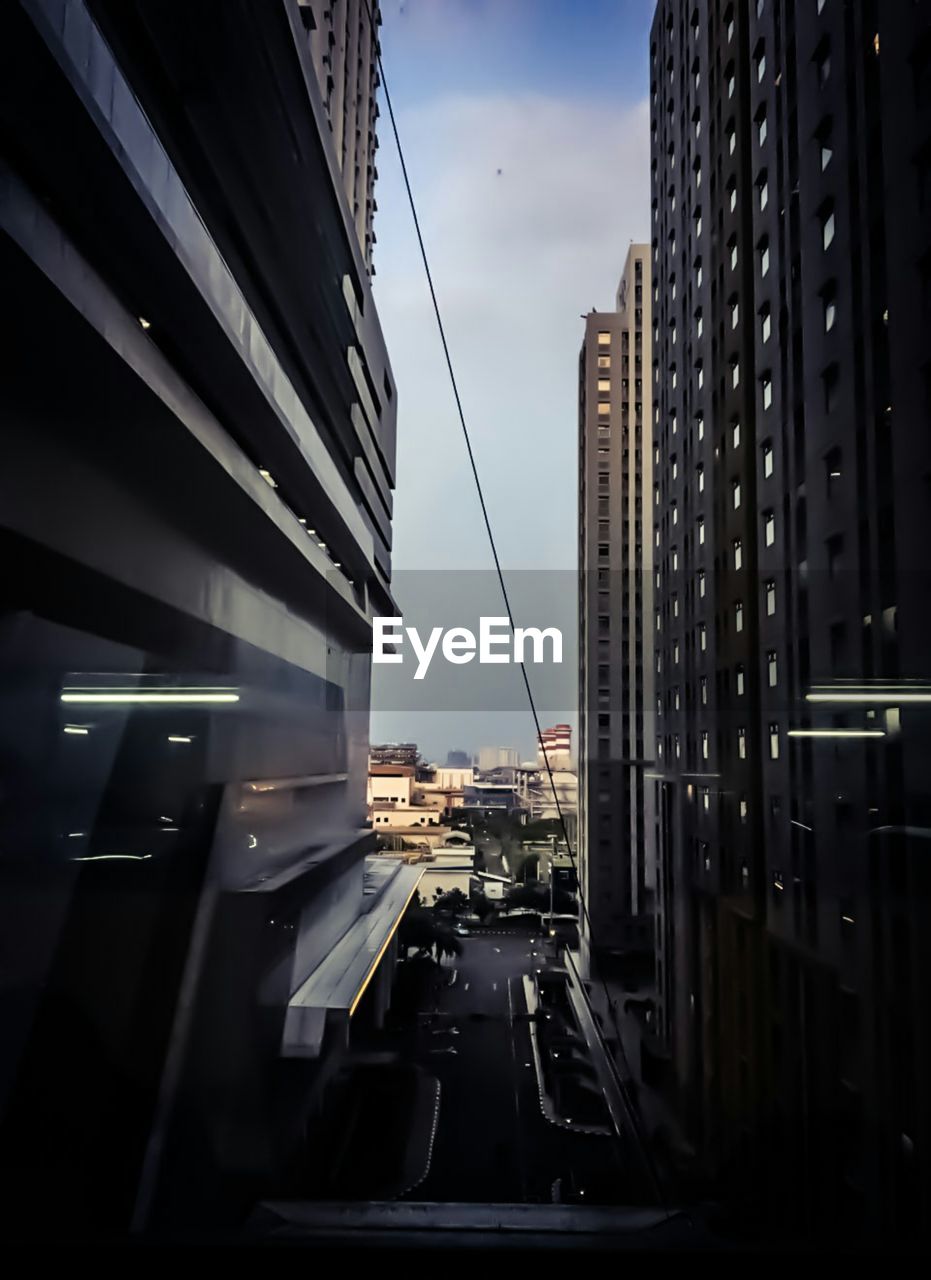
[369, 0, 654, 761]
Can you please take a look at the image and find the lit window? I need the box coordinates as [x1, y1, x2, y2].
[598, 331, 611, 345]
[697, 414, 705, 441]
[733, 479, 742, 510]
[740, 797, 748, 823]
[738, 728, 747, 759]
[727, 67, 736, 99]
[696, 309, 703, 338]
[766, 579, 776, 615]
[765, 511, 775, 546]
[735, 603, 744, 634]
[816, 40, 831, 86]
[759, 177, 769, 211]
[598, 401, 611, 416]
[761, 306, 771, 342]
[702, 730, 710, 760]
[736, 664, 745, 695]
[672, 455, 678, 479]
[769, 723, 780, 760]
[763, 442, 774, 477]
[727, 123, 736, 155]
[700, 676, 708, 705]
[758, 112, 768, 146]
[760, 239, 770, 276]
[702, 788, 710, 813]
[732, 359, 740, 389]
[673, 594, 679, 618]
[762, 374, 773, 409]
[698, 517, 705, 545]
[732, 420, 741, 448]
[734, 537, 743, 570]
[700, 622, 707, 651]
[729, 238, 738, 270]
[598, 378, 611, 393]
[756, 43, 766, 82]
[768, 650, 778, 687]
[697, 464, 705, 492]
[730, 298, 740, 328]
[699, 569, 706, 597]
[674, 686, 680, 710]
[729, 180, 737, 213]
[598, 355, 611, 368]
[672, 501, 678, 525]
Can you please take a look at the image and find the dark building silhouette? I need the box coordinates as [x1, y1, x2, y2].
[0, 0, 417, 1236]
[649, 0, 931, 1240]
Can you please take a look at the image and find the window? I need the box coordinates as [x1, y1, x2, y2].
[761, 306, 771, 342]
[736, 664, 745, 695]
[697, 413, 705, 441]
[702, 730, 709, 760]
[696, 308, 703, 338]
[759, 238, 770, 276]
[826, 446, 842, 492]
[815, 38, 831, 87]
[731, 359, 741, 389]
[726, 62, 736, 99]
[769, 723, 780, 760]
[729, 237, 739, 270]
[818, 117, 833, 170]
[699, 569, 706, 597]
[597, 378, 611, 393]
[726, 6, 735, 43]
[598, 401, 611, 417]
[738, 728, 747, 759]
[730, 297, 740, 329]
[700, 622, 707, 652]
[732, 420, 741, 449]
[766, 579, 776, 615]
[735, 603, 744, 634]
[674, 686, 680, 711]
[823, 284, 836, 332]
[768, 649, 778, 687]
[764, 510, 775, 546]
[755, 41, 766, 83]
[762, 374, 773, 409]
[763, 441, 774, 477]
[821, 203, 836, 250]
[697, 464, 705, 492]
[598, 331, 611, 346]
[698, 517, 705, 545]
[823, 363, 839, 413]
[727, 122, 736, 155]
[732, 479, 742, 510]
[700, 675, 708, 705]
[733, 537, 743, 570]
[702, 788, 710, 813]
[757, 110, 768, 147]
[598, 355, 611, 369]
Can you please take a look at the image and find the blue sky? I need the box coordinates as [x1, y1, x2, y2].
[369, 1, 653, 760]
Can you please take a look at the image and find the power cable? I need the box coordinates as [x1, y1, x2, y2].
[364, 0, 676, 1217]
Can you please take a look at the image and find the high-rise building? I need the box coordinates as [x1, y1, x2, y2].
[0, 0, 409, 1235]
[649, 0, 931, 1239]
[302, 0, 382, 272]
[578, 245, 656, 964]
[477, 745, 520, 772]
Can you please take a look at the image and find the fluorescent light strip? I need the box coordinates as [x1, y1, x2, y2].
[63, 725, 89, 735]
[61, 693, 239, 704]
[788, 729, 885, 738]
[807, 693, 930, 703]
[72, 853, 153, 862]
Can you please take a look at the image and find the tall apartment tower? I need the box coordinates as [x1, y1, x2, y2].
[302, 0, 381, 271]
[649, 0, 931, 1241]
[578, 245, 656, 966]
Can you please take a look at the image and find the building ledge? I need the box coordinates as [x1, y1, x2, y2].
[282, 861, 422, 1057]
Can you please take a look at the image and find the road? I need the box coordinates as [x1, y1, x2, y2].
[406, 927, 630, 1204]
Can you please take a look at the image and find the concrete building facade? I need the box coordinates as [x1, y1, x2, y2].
[578, 245, 656, 964]
[649, 0, 931, 1240]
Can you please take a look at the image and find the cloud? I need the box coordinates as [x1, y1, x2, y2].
[373, 90, 651, 572]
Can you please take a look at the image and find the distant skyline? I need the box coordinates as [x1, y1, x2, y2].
[369, 0, 653, 757]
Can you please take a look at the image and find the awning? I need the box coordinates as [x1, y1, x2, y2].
[282, 862, 423, 1058]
